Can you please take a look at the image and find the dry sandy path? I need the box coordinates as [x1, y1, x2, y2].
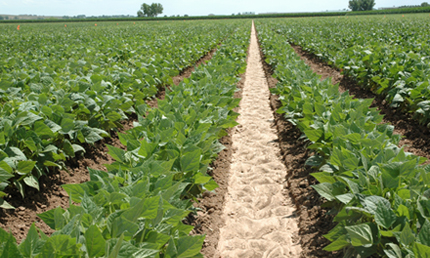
[215, 22, 302, 257]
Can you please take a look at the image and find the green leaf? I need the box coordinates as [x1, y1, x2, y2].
[138, 139, 158, 158]
[384, 243, 402, 258]
[0, 199, 15, 209]
[62, 184, 89, 203]
[36, 234, 82, 257]
[345, 223, 373, 247]
[305, 155, 324, 167]
[106, 111, 122, 122]
[17, 161, 36, 175]
[312, 183, 335, 201]
[23, 175, 40, 191]
[304, 128, 323, 142]
[194, 174, 211, 185]
[418, 220, 430, 246]
[85, 225, 106, 258]
[34, 121, 54, 139]
[14, 112, 42, 127]
[107, 234, 124, 258]
[375, 203, 397, 229]
[19, 223, 44, 258]
[204, 180, 218, 191]
[180, 150, 201, 173]
[323, 234, 349, 251]
[62, 140, 75, 158]
[176, 235, 205, 258]
[0, 231, 23, 258]
[335, 193, 354, 204]
[60, 118, 74, 134]
[70, 145, 84, 156]
[107, 145, 126, 163]
[400, 223, 415, 246]
[397, 204, 410, 220]
[311, 172, 336, 184]
[138, 196, 159, 220]
[37, 207, 65, 230]
[413, 242, 430, 258]
[0, 162, 14, 182]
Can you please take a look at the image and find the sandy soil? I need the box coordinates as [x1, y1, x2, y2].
[215, 22, 302, 258]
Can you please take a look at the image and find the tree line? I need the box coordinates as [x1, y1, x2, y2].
[137, 3, 163, 17]
[349, 0, 429, 11]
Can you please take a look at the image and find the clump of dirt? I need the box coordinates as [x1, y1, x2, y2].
[291, 44, 430, 164]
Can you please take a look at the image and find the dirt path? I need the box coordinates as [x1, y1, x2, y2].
[215, 22, 302, 258]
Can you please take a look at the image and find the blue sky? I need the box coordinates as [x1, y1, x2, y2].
[0, 0, 427, 17]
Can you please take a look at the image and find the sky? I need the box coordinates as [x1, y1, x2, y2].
[0, 0, 427, 17]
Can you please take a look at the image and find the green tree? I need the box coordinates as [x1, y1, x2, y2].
[348, 0, 375, 11]
[422, 2, 430, 7]
[137, 3, 163, 17]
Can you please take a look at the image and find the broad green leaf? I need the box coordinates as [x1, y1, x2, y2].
[62, 140, 75, 158]
[107, 145, 126, 163]
[400, 223, 415, 246]
[345, 223, 373, 247]
[17, 161, 36, 175]
[0, 232, 23, 258]
[384, 243, 402, 258]
[304, 128, 323, 142]
[375, 203, 397, 229]
[0, 198, 14, 209]
[397, 204, 410, 220]
[107, 234, 124, 258]
[60, 118, 74, 133]
[23, 175, 40, 191]
[85, 225, 106, 258]
[180, 150, 201, 173]
[0, 162, 14, 182]
[19, 223, 44, 258]
[37, 207, 65, 230]
[62, 184, 89, 203]
[204, 180, 219, 191]
[176, 235, 205, 258]
[323, 234, 349, 251]
[36, 234, 82, 257]
[34, 121, 54, 139]
[413, 242, 430, 258]
[312, 183, 335, 201]
[418, 220, 430, 246]
[311, 172, 336, 184]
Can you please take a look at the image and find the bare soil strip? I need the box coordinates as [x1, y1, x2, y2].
[291, 45, 430, 163]
[0, 45, 220, 243]
[215, 22, 301, 257]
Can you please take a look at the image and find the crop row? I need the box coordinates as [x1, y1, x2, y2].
[0, 21, 237, 208]
[0, 22, 250, 257]
[257, 21, 430, 257]
[261, 15, 430, 128]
